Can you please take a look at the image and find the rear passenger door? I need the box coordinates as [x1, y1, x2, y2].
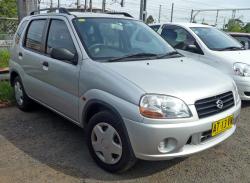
[21, 19, 48, 100]
[39, 18, 80, 121]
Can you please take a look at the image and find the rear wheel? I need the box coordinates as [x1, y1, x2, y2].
[13, 77, 34, 111]
[86, 110, 137, 173]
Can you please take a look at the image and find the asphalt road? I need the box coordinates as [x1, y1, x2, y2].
[0, 103, 249, 183]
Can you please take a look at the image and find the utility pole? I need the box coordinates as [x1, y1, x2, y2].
[102, 0, 106, 12]
[139, 0, 147, 21]
[232, 10, 236, 19]
[50, 0, 53, 9]
[17, 0, 37, 21]
[77, 0, 80, 8]
[170, 3, 174, 22]
[85, 0, 88, 11]
[158, 5, 162, 23]
[121, 0, 125, 7]
[139, 0, 144, 20]
[89, 0, 92, 12]
[58, 0, 60, 8]
[215, 10, 219, 26]
[190, 9, 194, 22]
[38, 0, 41, 10]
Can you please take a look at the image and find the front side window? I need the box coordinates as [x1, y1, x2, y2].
[191, 27, 243, 51]
[161, 26, 197, 51]
[46, 19, 76, 55]
[73, 18, 175, 62]
[25, 19, 46, 52]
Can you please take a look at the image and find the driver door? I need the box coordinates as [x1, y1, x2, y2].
[38, 18, 80, 121]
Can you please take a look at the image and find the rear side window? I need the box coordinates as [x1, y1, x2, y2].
[46, 19, 76, 55]
[15, 20, 28, 44]
[25, 19, 46, 52]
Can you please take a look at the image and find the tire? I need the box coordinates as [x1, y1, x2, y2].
[86, 110, 137, 173]
[13, 76, 34, 111]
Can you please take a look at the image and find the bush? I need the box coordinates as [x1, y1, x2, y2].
[0, 49, 10, 68]
[0, 81, 14, 103]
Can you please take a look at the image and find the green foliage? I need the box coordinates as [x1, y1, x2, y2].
[243, 23, 250, 33]
[0, 0, 17, 18]
[225, 19, 244, 32]
[146, 15, 155, 24]
[224, 19, 250, 33]
[0, 81, 14, 103]
[0, 49, 10, 68]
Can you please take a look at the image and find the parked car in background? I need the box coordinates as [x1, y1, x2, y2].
[229, 32, 250, 50]
[10, 10, 241, 173]
[150, 23, 250, 100]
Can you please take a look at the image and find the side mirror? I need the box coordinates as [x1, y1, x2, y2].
[51, 48, 77, 64]
[185, 43, 203, 54]
[187, 44, 198, 50]
[240, 41, 248, 49]
[240, 41, 245, 47]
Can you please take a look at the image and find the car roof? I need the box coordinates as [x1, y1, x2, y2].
[150, 22, 212, 28]
[228, 32, 250, 36]
[26, 11, 136, 21]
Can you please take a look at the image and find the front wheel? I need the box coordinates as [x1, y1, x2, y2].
[86, 111, 137, 173]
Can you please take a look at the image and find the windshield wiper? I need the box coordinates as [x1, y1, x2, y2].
[107, 53, 159, 62]
[217, 46, 245, 51]
[156, 51, 182, 59]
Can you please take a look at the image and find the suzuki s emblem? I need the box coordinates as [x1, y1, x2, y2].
[216, 100, 224, 109]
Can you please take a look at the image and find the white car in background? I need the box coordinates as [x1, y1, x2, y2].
[150, 23, 250, 100]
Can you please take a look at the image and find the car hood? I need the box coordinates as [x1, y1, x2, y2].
[103, 57, 234, 105]
[213, 50, 250, 65]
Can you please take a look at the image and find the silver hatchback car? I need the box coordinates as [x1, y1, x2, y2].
[10, 8, 241, 172]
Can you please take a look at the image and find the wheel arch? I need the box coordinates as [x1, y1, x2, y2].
[10, 70, 20, 86]
[82, 99, 123, 126]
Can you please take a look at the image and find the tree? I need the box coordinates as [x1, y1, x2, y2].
[243, 23, 250, 33]
[225, 19, 244, 32]
[146, 15, 154, 24]
[0, 0, 17, 17]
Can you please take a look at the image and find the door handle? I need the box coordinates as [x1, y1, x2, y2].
[42, 61, 49, 71]
[42, 61, 49, 67]
[18, 52, 23, 59]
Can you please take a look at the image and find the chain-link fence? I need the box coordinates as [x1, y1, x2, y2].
[0, 17, 18, 49]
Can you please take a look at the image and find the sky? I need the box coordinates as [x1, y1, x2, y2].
[40, 0, 250, 27]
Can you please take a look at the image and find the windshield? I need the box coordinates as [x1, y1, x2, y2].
[191, 27, 243, 51]
[73, 18, 175, 62]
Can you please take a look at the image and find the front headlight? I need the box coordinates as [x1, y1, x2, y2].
[232, 82, 240, 103]
[139, 94, 192, 119]
[233, 62, 250, 77]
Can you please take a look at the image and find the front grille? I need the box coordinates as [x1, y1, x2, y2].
[195, 91, 235, 119]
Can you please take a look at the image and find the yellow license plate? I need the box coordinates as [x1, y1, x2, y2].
[212, 115, 233, 137]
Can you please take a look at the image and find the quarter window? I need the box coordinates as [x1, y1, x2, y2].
[46, 19, 76, 55]
[25, 19, 46, 52]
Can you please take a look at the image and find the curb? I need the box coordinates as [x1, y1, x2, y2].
[0, 68, 9, 74]
[0, 101, 13, 108]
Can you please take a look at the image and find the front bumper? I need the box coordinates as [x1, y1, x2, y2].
[234, 76, 250, 100]
[123, 102, 241, 161]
